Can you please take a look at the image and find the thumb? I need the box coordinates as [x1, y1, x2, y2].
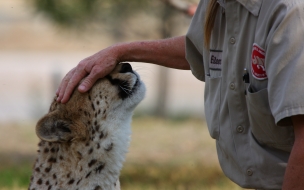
[78, 68, 107, 93]
[78, 63, 116, 93]
[78, 75, 97, 93]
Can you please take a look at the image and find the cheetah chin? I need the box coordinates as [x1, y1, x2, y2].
[29, 63, 146, 190]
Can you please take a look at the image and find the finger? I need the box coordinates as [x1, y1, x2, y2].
[56, 87, 60, 96]
[56, 73, 70, 97]
[78, 65, 107, 93]
[60, 67, 89, 104]
[78, 60, 117, 93]
[56, 69, 75, 102]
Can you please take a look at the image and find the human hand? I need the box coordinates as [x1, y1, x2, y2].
[56, 46, 120, 103]
[187, 4, 197, 16]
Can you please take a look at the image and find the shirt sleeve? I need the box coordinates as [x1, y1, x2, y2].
[185, 0, 207, 82]
[266, 1, 304, 126]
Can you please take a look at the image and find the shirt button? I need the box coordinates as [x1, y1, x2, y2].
[246, 169, 253, 176]
[229, 37, 236, 44]
[229, 83, 235, 90]
[236, 125, 244, 133]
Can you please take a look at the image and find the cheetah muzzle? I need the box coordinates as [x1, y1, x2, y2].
[29, 63, 146, 190]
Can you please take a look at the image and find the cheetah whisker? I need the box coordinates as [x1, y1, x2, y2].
[119, 86, 132, 96]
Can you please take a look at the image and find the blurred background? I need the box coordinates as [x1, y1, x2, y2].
[0, 0, 243, 189]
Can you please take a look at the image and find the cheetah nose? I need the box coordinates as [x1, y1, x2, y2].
[120, 63, 133, 73]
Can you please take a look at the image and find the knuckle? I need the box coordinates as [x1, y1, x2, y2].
[78, 63, 86, 70]
[67, 78, 78, 87]
[78, 59, 87, 67]
[64, 69, 75, 79]
[76, 62, 87, 73]
[91, 67, 101, 76]
[82, 79, 92, 86]
[79, 57, 93, 68]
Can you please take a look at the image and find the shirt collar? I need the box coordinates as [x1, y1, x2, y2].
[217, 0, 226, 9]
[236, 0, 262, 16]
[217, 0, 262, 16]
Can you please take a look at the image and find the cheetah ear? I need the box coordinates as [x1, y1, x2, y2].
[36, 113, 73, 142]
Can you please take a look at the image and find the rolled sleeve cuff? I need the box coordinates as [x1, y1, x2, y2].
[275, 106, 304, 126]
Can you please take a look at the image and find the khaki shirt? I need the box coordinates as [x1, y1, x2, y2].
[186, 0, 304, 189]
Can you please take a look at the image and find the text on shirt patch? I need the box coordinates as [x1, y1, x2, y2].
[209, 50, 222, 70]
[251, 43, 267, 80]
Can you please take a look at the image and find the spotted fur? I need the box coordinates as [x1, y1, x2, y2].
[29, 63, 145, 190]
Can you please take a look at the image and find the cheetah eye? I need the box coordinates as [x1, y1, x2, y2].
[106, 76, 133, 100]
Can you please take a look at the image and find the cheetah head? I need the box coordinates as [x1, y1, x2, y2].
[30, 63, 145, 190]
[35, 63, 146, 143]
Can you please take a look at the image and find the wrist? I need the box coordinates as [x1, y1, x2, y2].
[106, 43, 126, 64]
[109, 41, 143, 63]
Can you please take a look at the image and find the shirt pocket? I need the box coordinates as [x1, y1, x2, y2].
[246, 84, 294, 152]
[204, 75, 221, 139]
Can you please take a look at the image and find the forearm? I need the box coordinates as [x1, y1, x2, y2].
[282, 115, 304, 189]
[56, 36, 189, 103]
[113, 35, 190, 70]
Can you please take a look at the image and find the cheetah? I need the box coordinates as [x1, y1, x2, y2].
[29, 63, 146, 190]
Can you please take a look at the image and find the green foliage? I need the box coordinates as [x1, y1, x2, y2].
[0, 164, 32, 188]
[32, 0, 97, 26]
[31, 0, 157, 28]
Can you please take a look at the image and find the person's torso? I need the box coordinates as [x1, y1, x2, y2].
[185, 0, 299, 188]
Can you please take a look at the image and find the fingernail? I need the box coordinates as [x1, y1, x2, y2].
[79, 85, 86, 91]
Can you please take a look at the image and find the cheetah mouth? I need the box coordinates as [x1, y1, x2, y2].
[107, 75, 140, 100]
[106, 63, 141, 100]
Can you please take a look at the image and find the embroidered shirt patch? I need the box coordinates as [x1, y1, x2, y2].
[251, 43, 267, 80]
[209, 50, 222, 70]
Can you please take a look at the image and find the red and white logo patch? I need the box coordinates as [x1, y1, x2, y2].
[251, 43, 267, 80]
